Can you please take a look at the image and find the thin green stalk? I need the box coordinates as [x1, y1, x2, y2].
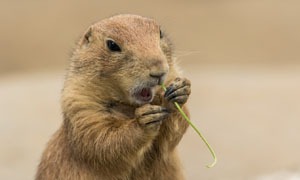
[161, 84, 217, 168]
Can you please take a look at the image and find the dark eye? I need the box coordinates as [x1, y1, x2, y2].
[159, 29, 163, 39]
[106, 39, 121, 52]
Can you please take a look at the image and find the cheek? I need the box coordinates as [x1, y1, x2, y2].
[160, 42, 172, 59]
[115, 67, 144, 92]
[119, 61, 145, 78]
[98, 57, 123, 77]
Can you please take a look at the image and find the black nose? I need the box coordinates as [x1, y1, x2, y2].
[150, 72, 165, 78]
[150, 72, 166, 84]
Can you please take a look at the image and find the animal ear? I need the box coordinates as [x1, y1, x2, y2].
[80, 27, 93, 47]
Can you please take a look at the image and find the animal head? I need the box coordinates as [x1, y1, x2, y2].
[69, 14, 174, 106]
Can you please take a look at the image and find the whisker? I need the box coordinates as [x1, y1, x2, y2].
[174, 50, 204, 58]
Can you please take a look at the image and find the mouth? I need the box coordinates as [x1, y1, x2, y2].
[133, 87, 155, 104]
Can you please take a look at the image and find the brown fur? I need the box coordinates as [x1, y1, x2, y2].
[36, 14, 191, 180]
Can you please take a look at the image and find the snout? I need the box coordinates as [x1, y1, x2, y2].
[149, 59, 169, 85]
[149, 71, 166, 85]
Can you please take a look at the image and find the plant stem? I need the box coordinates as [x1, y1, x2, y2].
[161, 84, 217, 168]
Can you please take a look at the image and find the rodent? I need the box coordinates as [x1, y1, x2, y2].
[35, 14, 191, 180]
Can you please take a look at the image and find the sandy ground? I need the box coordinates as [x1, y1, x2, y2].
[1, 0, 300, 179]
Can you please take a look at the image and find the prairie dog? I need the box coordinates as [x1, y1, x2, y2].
[36, 14, 191, 180]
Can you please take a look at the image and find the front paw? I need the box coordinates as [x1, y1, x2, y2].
[135, 104, 169, 134]
[164, 77, 191, 106]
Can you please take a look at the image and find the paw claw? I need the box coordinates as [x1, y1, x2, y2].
[164, 85, 174, 97]
[163, 77, 191, 106]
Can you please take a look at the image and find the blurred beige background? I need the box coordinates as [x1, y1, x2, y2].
[0, 0, 299, 179]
